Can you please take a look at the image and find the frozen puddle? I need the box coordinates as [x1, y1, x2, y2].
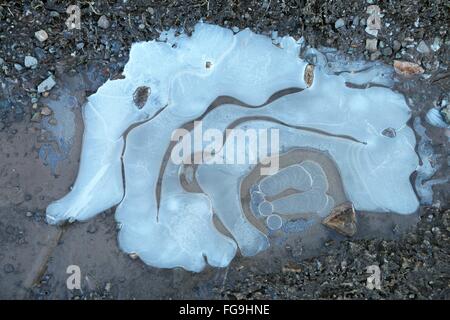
[46, 23, 423, 272]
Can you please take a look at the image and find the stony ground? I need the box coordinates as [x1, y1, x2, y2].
[0, 1, 449, 300]
[223, 207, 449, 299]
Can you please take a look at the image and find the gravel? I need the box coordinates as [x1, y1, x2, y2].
[37, 75, 56, 93]
[223, 208, 449, 300]
[366, 38, 378, 52]
[97, 15, 110, 29]
[335, 18, 345, 29]
[417, 40, 431, 54]
[24, 56, 38, 68]
[34, 30, 48, 42]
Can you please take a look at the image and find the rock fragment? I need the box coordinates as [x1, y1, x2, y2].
[370, 51, 381, 60]
[24, 55, 38, 68]
[441, 106, 450, 124]
[393, 60, 424, 76]
[430, 37, 441, 52]
[31, 112, 41, 122]
[382, 47, 393, 56]
[335, 18, 345, 29]
[3, 264, 14, 274]
[34, 30, 48, 42]
[37, 75, 56, 93]
[417, 40, 430, 54]
[365, 38, 378, 52]
[304, 64, 314, 87]
[392, 40, 401, 52]
[87, 223, 98, 234]
[97, 15, 110, 29]
[322, 202, 357, 237]
[40, 106, 53, 116]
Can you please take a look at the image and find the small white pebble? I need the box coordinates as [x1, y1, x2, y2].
[34, 30, 48, 42]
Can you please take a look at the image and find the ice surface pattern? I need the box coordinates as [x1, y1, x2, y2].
[250, 161, 335, 230]
[46, 23, 420, 272]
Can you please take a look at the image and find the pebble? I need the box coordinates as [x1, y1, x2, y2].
[26, 211, 33, 217]
[232, 26, 239, 33]
[441, 107, 450, 124]
[24, 55, 38, 68]
[34, 30, 48, 42]
[382, 127, 396, 138]
[31, 112, 41, 122]
[40, 106, 53, 116]
[14, 63, 23, 71]
[370, 51, 381, 60]
[430, 37, 441, 52]
[129, 253, 138, 260]
[352, 16, 360, 26]
[417, 40, 430, 54]
[393, 60, 424, 76]
[335, 18, 345, 29]
[3, 263, 14, 274]
[0, 57, 4, 65]
[322, 202, 357, 236]
[97, 15, 110, 29]
[87, 224, 98, 234]
[365, 38, 378, 52]
[382, 47, 393, 56]
[37, 75, 56, 93]
[365, 25, 379, 37]
[392, 40, 401, 52]
[34, 47, 47, 60]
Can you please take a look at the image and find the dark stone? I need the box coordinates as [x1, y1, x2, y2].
[382, 127, 396, 138]
[3, 263, 14, 274]
[87, 223, 98, 234]
[382, 47, 393, 56]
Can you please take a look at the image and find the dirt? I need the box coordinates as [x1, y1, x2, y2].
[0, 1, 449, 300]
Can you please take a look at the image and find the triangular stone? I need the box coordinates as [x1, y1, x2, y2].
[322, 202, 357, 236]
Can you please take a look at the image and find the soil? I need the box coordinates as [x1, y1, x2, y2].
[0, 0, 448, 300]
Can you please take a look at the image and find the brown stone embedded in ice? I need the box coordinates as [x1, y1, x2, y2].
[133, 86, 150, 109]
[393, 60, 424, 76]
[304, 64, 314, 87]
[322, 202, 357, 236]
